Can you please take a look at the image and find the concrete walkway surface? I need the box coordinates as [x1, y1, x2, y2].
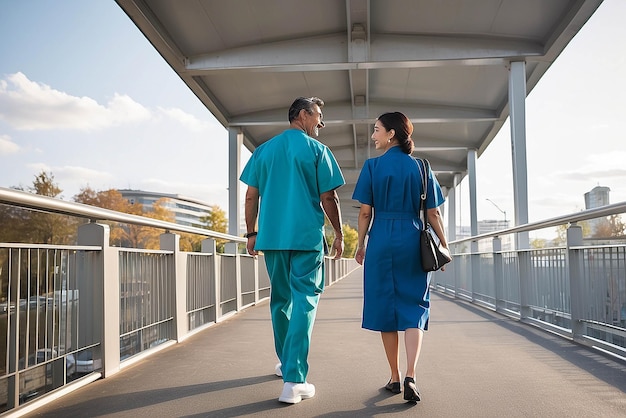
[25, 269, 626, 417]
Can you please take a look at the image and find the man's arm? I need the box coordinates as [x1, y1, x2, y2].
[320, 189, 343, 259]
[244, 186, 260, 255]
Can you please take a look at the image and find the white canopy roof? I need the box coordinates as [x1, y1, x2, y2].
[116, 0, 603, 225]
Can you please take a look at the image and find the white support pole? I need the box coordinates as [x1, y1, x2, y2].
[509, 61, 530, 250]
[467, 149, 479, 301]
[448, 174, 460, 242]
[228, 128, 243, 237]
[467, 150, 478, 253]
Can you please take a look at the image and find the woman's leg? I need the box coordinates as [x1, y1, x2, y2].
[404, 328, 424, 378]
[381, 331, 400, 382]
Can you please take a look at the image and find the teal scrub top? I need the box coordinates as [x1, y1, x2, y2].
[240, 128, 345, 251]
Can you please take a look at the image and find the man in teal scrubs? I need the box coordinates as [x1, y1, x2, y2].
[240, 97, 345, 404]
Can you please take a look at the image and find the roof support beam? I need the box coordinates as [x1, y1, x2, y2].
[228, 102, 497, 126]
[184, 34, 543, 74]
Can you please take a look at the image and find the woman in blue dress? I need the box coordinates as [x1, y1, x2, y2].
[352, 112, 449, 402]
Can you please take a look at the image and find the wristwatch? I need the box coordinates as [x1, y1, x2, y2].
[244, 231, 257, 238]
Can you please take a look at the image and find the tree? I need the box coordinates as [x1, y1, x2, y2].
[0, 171, 77, 244]
[530, 238, 547, 249]
[592, 215, 625, 239]
[196, 205, 228, 253]
[141, 199, 175, 249]
[554, 220, 591, 246]
[74, 187, 139, 247]
[341, 223, 358, 258]
[324, 217, 358, 258]
[74, 189, 176, 249]
[31, 171, 62, 197]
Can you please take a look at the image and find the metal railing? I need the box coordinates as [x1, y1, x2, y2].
[0, 187, 359, 415]
[434, 201, 626, 361]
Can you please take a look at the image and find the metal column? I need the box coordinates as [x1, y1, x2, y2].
[228, 128, 243, 239]
[467, 149, 478, 252]
[468, 149, 478, 301]
[509, 61, 530, 250]
[448, 174, 461, 242]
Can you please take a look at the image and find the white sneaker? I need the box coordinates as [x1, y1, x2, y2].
[275, 362, 282, 377]
[278, 382, 315, 404]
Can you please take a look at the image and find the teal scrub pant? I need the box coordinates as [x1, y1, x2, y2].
[264, 250, 325, 383]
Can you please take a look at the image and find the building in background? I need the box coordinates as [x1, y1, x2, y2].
[478, 219, 512, 252]
[118, 190, 214, 228]
[584, 185, 611, 235]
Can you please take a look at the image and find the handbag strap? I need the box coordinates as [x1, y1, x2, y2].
[413, 157, 430, 227]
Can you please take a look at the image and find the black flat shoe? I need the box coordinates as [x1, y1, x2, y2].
[403, 377, 421, 402]
[385, 379, 401, 394]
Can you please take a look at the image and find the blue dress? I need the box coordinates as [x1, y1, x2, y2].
[352, 146, 445, 332]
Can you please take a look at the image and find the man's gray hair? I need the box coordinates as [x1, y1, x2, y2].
[288, 97, 324, 123]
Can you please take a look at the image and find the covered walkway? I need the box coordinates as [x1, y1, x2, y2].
[26, 269, 626, 417]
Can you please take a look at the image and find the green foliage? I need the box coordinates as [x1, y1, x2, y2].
[530, 238, 547, 249]
[554, 220, 591, 246]
[342, 223, 358, 258]
[323, 216, 358, 258]
[179, 205, 228, 253]
[0, 171, 77, 244]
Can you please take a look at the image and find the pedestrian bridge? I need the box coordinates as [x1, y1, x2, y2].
[0, 188, 625, 417]
[18, 271, 626, 417]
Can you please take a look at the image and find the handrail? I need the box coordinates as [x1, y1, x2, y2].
[451, 200, 626, 245]
[0, 186, 245, 243]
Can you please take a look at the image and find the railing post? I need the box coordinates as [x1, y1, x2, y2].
[160, 232, 187, 342]
[77, 222, 120, 378]
[493, 236, 504, 313]
[224, 242, 237, 254]
[223, 242, 242, 311]
[254, 255, 260, 303]
[453, 244, 460, 298]
[202, 238, 220, 321]
[235, 252, 242, 311]
[470, 240, 479, 302]
[519, 250, 532, 321]
[566, 223, 584, 341]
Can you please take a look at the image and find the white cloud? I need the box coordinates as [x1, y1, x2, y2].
[22, 163, 114, 196]
[25, 162, 51, 173]
[0, 72, 151, 131]
[158, 107, 214, 132]
[55, 165, 114, 183]
[0, 134, 19, 154]
[551, 151, 626, 182]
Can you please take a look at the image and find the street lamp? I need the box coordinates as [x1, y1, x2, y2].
[486, 198, 507, 224]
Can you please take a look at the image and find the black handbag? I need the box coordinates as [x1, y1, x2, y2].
[416, 158, 452, 272]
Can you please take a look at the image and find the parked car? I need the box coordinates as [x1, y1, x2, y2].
[34, 349, 76, 378]
[75, 350, 102, 374]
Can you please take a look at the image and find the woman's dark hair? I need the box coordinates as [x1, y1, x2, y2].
[288, 97, 324, 123]
[377, 112, 414, 154]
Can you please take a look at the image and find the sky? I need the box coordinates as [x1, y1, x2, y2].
[1, 0, 625, 237]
